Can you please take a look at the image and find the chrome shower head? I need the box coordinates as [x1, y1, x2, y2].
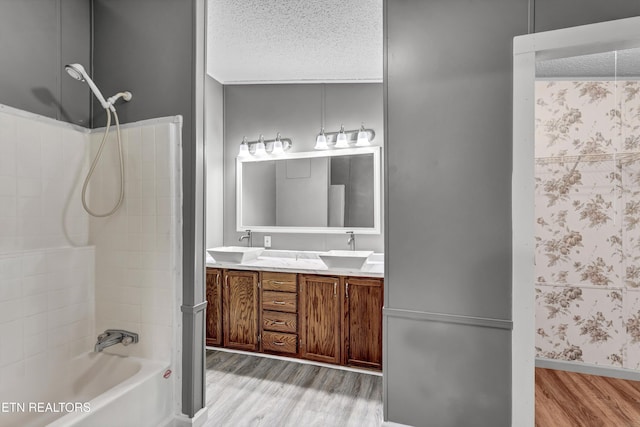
[65, 63, 86, 82]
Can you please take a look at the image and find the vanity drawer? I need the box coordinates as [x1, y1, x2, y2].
[262, 291, 297, 313]
[262, 331, 297, 354]
[262, 272, 297, 292]
[262, 310, 297, 333]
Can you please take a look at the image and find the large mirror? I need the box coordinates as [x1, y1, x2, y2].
[236, 146, 381, 234]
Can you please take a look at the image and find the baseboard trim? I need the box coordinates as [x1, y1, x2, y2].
[383, 307, 512, 330]
[173, 407, 209, 427]
[536, 357, 640, 381]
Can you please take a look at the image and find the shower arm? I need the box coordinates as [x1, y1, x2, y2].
[106, 92, 133, 111]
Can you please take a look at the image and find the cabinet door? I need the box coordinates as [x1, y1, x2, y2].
[343, 277, 383, 369]
[205, 268, 223, 346]
[299, 275, 341, 364]
[223, 270, 260, 351]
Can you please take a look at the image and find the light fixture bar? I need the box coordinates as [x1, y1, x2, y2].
[317, 125, 376, 148]
[238, 133, 293, 157]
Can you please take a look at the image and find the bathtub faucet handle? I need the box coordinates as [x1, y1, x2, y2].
[94, 329, 139, 352]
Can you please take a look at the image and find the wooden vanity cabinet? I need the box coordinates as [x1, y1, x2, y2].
[207, 266, 384, 371]
[299, 275, 342, 365]
[342, 277, 383, 370]
[260, 272, 299, 355]
[223, 270, 260, 351]
[205, 268, 223, 346]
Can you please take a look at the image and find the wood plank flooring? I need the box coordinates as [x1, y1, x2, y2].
[204, 350, 383, 427]
[206, 354, 640, 426]
[535, 368, 640, 427]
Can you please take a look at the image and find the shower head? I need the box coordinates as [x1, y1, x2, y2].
[64, 63, 110, 110]
[64, 63, 86, 82]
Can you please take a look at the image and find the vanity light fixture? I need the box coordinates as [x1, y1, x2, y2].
[313, 123, 376, 150]
[272, 133, 285, 155]
[314, 128, 329, 150]
[237, 134, 293, 158]
[254, 134, 267, 156]
[238, 136, 250, 157]
[335, 125, 349, 148]
[356, 123, 370, 146]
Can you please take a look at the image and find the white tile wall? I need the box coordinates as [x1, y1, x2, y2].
[0, 246, 95, 392]
[0, 106, 95, 392]
[0, 107, 90, 253]
[0, 106, 181, 396]
[90, 119, 181, 362]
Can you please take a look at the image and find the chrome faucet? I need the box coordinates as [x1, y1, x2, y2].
[347, 231, 356, 251]
[239, 229, 252, 247]
[94, 329, 139, 352]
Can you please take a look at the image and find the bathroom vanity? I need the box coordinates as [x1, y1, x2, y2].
[206, 145, 384, 370]
[205, 252, 383, 371]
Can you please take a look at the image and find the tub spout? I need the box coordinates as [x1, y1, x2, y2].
[94, 329, 139, 352]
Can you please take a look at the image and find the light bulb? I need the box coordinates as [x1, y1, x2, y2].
[272, 133, 284, 155]
[255, 135, 266, 156]
[335, 125, 349, 148]
[314, 128, 328, 149]
[238, 137, 250, 157]
[356, 125, 369, 146]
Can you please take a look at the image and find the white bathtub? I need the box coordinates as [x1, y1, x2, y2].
[0, 352, 173, 427]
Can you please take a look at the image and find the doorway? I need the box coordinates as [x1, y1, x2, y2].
[201, 1, 385, 425]
[513, 16, 640, 424]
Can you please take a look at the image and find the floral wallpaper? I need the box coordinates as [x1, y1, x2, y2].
[535, 80, 640, 370]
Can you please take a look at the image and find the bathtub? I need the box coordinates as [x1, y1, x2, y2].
[0, 352, 173, 427]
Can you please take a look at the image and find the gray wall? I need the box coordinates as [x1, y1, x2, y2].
[384, 0, 527, 425]
[206, 75, 224, 249]
[222, 83, 384, 252]
[385, 1, 640, 426]
[0, 0, 91, 126]
[92, 0, 194, 130]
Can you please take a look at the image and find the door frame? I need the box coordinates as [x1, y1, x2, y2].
[512, 16, 640, 425]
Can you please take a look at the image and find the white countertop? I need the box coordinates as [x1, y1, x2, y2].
[205, 249, 384, 278]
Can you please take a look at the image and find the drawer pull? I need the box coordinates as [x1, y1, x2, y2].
[272, 321, 286, 325]
[271, 281, 287, 285]
[272, 341, 286, 346]
[273, 301, 286, 305]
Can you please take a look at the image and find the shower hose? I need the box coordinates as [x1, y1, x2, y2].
[81, 107, 125, 217]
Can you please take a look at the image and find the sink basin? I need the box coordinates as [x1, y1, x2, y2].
[318, 250, 373, 270]
[207, 246, 264, 263]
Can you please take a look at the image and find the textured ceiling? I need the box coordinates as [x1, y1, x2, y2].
[537, 48, 640, 78]
[207, 0, 383, 83]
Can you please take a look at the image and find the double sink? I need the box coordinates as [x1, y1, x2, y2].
[207, 246, 375, 270]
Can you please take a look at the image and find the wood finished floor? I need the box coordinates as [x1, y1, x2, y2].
[535, 368, 640, 427]
[204, 350, 383, 427]
[205, 354, 640, 426]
